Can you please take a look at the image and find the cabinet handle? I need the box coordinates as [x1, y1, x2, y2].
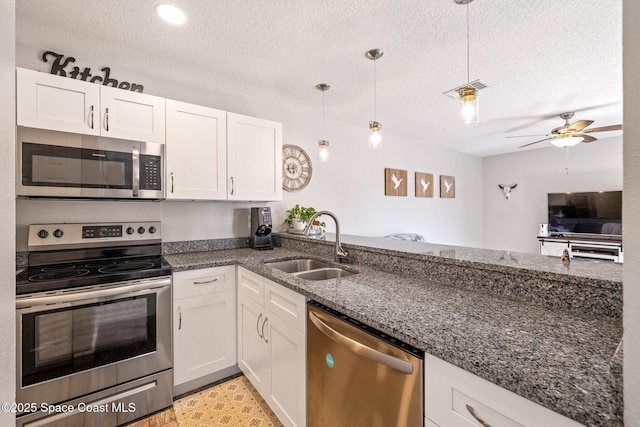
[89, 105, 94, 129]
[193, 278, 218, 285]
[261, 316, 269, 343]
[256, 313, 263, 339]
[170, 173, 174, 193]
[230, 177, 235, 195]
[465, 404, 492, 427]
[104, 107, 109, 131]
[178, 307, 182, 330]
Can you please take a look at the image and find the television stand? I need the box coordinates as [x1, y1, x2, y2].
[538, 236, 623, 263]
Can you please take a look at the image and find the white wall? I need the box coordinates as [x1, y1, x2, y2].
[483, 137, 622, 253]
[624, 0, 640, 423]
[1, 0, 16, 424]
[16, 43, 483, 250]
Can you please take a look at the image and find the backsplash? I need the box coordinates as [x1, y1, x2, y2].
[162, 238, 249, 255]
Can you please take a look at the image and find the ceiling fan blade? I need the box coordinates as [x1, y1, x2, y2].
[583, 124, 623, 133]
[566, 119, 594, 132]
[579, 135, 598, 143]
[494, 101, 621, 133]
[518, 137, 555, 148]
[505, 134, 548, 139]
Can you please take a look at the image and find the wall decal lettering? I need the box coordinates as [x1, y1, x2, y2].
[41, 51, 144, 93]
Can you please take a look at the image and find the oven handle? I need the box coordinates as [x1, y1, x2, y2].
[16, 277, 171, 309]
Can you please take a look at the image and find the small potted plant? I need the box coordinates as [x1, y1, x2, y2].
[284, 204, 325, 234]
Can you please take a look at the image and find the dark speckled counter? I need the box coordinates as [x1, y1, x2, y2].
[163, 235, 623, 426]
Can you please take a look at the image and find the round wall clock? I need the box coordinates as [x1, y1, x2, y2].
[282, 144, 312, 191]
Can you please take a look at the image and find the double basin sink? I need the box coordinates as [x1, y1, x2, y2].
[265, 258, 356, 281]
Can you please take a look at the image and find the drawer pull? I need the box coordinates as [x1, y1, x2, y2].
[466, 404, 492, 427]
[193, 278, 219, 285]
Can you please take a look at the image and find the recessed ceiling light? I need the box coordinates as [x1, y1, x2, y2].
[155, 4, 186, 25]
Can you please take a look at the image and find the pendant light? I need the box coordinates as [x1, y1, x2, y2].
[366, 49, 383, 149]
[456, 0, 478, 126]
[316, 83, 330, 162]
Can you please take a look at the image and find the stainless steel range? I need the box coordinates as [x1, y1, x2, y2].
[16, 221, 173, 427]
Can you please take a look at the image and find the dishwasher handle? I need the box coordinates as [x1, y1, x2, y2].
[309, 310, 413, 374]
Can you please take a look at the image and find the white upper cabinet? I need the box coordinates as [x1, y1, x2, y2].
[227, 113, 282, 201]
[165, 100, 227, 200]
[16, 67, 165, 143]
[100, 85, 165, 143]
[17, 67, 100, 135]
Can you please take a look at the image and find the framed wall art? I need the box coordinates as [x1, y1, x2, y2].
[440, 175, 455, 198]
[415, 172, 434, 198]
[384, 168, 407, 196]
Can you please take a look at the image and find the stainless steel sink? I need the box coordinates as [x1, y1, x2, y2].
[293, 268, 355, 280]
[265, 258, 333, 273]
[264, 258, 356, 280]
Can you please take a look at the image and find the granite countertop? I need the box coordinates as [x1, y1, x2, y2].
[164, 246, 622, 426]
[294, 232, 623, 283]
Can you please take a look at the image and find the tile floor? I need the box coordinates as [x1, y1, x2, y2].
[127, 375, 282, 426]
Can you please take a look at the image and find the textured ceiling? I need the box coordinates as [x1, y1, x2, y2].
[15, 0, 622, 157]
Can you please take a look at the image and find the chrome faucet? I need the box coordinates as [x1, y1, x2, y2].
[303, 210, 350, 263]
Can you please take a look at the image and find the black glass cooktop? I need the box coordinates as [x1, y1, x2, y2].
[16, 244, 172, 295]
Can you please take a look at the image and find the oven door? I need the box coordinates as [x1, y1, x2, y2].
[17, 127, 163, 199]
[16, 277, 172, 409]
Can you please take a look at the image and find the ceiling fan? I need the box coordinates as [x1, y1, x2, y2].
[507, 112, 622, 148]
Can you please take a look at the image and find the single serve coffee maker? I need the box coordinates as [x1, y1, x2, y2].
[250, 207, 274, 250]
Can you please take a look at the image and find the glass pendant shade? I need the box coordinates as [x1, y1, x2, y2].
[318, 140, 330, 162]
[551, 135, 584, 147]
[315, 83, 330, 162]
[459, 87, 479, 126]
[369, 121, 382, 149]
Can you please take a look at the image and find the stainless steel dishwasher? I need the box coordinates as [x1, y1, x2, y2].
[307, 301, 424, 427]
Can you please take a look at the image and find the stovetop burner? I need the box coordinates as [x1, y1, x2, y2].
[29, 269, 90, 282]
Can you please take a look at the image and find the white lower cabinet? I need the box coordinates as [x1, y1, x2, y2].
[538, 239, 570, 257]
[425, 354, 584, 427]
[173, 266, 237, 387]
[237, 267, 306, 427]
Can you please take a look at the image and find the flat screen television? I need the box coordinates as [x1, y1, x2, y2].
[548, 191, 622, 236]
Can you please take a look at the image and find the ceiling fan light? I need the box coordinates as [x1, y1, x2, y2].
[155, 4, 187, 25]
[318, 140, 330, 162]
[551, 135, 584, 147]
[369, 121, 382, 149]
[459, 87, 479, 126]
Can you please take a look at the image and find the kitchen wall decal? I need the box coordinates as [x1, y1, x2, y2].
[385, 168, 408, 196]
[41, 51, 144, 92]
[440, 175, 456, 198]
[415, 172, 434, 198]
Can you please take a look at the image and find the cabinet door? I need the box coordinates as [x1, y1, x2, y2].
[425, 354, 584, 427]
[16, 68, 100, 135]
[264, 312, 306, 427]
[166, 100, 227, 200]
[237, 292, 269, 395]
[100, 85, 165, 143]
[539, 240, 569, 256]
[227, 112, 282, 201]
[173, 290, 237, 386]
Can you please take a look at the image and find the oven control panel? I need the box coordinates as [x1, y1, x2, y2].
[82, 225, 123, 239]
[28, 222, 162, 250]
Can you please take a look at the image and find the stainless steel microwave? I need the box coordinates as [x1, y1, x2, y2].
[17, 127, 164, 199]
